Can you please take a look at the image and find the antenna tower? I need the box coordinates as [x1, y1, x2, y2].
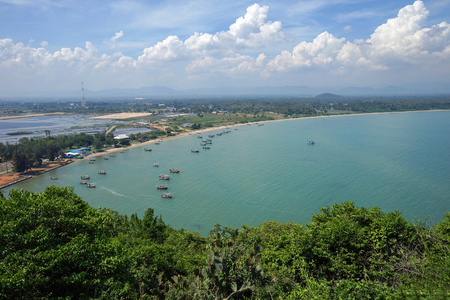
[81, 81, 86, 107]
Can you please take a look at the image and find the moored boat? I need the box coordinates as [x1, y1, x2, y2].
[169, 168, 180, 173]
[98, 170, 106, 174]
[191, 148, 199, 153]
[86, 183, 96, 188]
[307, 140, 315, 145]
[153, 163, 159, 167]
[144, 148, 152, 151]
[81, 175, 90, 180]
[159, 175, 170, 180]
[80, 180, 87, 184]
[161, 193, 172, 198]
[156, 185, 168, 190]
[50, 176, 57, 180]
[203, 146, 210, 149]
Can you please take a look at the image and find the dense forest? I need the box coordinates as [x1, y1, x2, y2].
[0, 186, 448, 299]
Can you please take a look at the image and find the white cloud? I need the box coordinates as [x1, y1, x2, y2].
[266, 1, 450, 75]
[137, 3, 284, 65]
[0, 1, 449, 93]
[111, 31, 124, 42]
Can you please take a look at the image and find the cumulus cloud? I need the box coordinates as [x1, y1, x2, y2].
[137, 4, 284, 65]
[266, 0, 450, 75]
[0, 1, 449, 92]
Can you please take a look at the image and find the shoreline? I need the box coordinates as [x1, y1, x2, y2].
[0, 112, 66, 120]
[1, 109, 447, 190]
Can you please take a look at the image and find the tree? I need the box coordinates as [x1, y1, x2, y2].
[12, 150, 30, 172]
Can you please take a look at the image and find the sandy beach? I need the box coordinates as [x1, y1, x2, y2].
[1, 109, 446, 189]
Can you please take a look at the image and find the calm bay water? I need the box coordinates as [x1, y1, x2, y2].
[3, 111, 449, 235]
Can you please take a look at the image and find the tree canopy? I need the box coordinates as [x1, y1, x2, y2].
[0, 186, 448, 299]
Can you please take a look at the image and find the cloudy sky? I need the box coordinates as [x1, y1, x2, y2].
[1, 0, 449, 95]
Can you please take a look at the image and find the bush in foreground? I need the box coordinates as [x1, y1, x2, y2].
[0, 186, 448, 299]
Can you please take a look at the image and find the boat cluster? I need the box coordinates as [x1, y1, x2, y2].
[191, 129, 232, 153]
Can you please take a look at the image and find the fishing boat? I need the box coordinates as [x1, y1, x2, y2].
[197, 135, 203, 139]
[155, 142, 160, 145]
[203, 146, 210, 149]
[103, 157, 108, 160]
[200, 143, 206, 146]
[169, 168, 180, 173]
[161, 193, 172, 198]
[81, 175, 90, 180]
[205, 141, 212, 144]
[208, 134, 215, 138]
[86, 183, 96, 188]
[80, 180, 87, 184]
[89, 157, 96, 161]
[89, 161, 95, 164]
[159, 175, 170, 180]
[144, 148, 152, 151]
[191, 149, 199, 153]
[307, 140, 315, 145]
[153, 163, 159, 167]
[98, 170, 106, 174]
[109, 154, 115, 157]
[50, 176, 57, 180]
[156, 185, 168, 190]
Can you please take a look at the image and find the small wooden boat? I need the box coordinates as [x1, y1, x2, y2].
[109, 154, 115, 157]
[81, 175, 90, 180]
[203, 146, 210, 149]
[89, 161, 95, 164]
[159, 175, 170, 180]
[89, 157, 96, 161]
[144, 148, 152, 151]
[169, 168, 180, 173]
[208, 134, 215, 138]
[191, 149, 199, 153]
[98, 170, 106, 174]
[50, 176, 57, 180]
[156, 185, 168, 190]
[86, 183, 96, 188]
[161, 193, 172, 198]
[307, 140, 315, 145]
[80, 181, 87, 184]
[103, 157, 109, 160]
[155, 142, 160, 145]
[153, 163, 159, 167]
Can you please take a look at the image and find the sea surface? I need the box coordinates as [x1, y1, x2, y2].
[3, 111, 449, 236]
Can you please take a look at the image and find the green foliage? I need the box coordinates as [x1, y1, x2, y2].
[0, 188, 448, 299]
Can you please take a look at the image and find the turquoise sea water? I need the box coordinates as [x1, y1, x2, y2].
[3, 111, 449, 236]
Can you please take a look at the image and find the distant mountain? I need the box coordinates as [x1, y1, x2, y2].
[314, 93, 341, 98]
[2, 82, 449, 99]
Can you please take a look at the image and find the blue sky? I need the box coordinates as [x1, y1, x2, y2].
[1, 0, 449, 95]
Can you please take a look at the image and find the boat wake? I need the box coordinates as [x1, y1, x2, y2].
[98, 186, 125, 197]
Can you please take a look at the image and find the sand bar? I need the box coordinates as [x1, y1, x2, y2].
[89, 112, 153, 120]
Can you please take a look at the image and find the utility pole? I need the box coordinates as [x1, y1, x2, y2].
[81, 81, 86, 107]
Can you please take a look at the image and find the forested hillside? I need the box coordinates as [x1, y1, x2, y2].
[0, 186, 448, 299]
